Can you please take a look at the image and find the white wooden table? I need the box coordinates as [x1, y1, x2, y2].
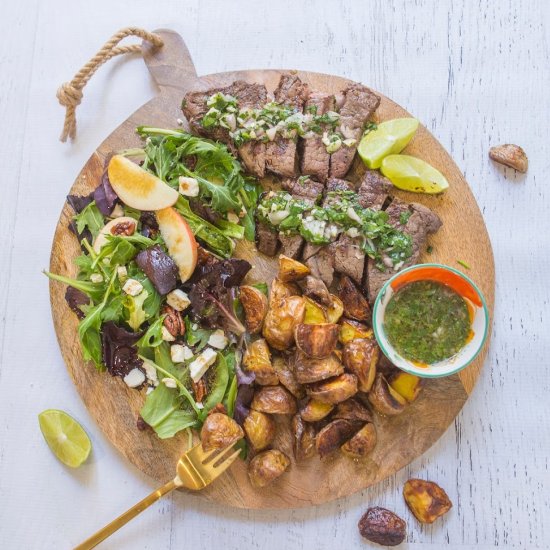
[1, 1, 548, 548]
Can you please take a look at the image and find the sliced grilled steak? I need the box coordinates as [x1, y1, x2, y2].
[300, 92, 336, 182]
[279, 233, 304, 259]
[305, 245, 334, 286]
[332, 234, 365, 285]
[365, 199, 442, 302]
[301, 275, 332, 306]
[323, 177, 354, 207]
[265, 75, 309, 177]
[281, 177, 324, 202]
[302, 242, 323, 261]
[357, 169, 393, 210]
[256, 222, 279, 256]
[329, 84, 380, 178]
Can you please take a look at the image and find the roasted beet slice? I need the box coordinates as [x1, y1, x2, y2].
[64, 287, 90, 319]
[93, 171, 119, 216]
[135, 245, 178, 295]
[101, 322, 143, 377]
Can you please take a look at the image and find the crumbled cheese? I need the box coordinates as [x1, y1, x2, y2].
[227, 212, 240, 224]
[166, 289, 191, 311]
[162, 377, 177, 389]
[170, 344, 191, 363]
[192, 323, 198, 331]
[161, 326, 176, 342]
[176, 118, 184, 126]
[196, 402, 204, 409]
[123, 368, 145, 388]
[178, 176, 200, 197]
[117, 265, 128, 282]
[347, 207, 362, 224]
[142, 361, 159, 386]
[189, 348, 217, 383]
[208, 329, 229, 350]
[110, 204, 125, 218]
[90, 273, 104, 284]
[146, 386, 155, 395]
[122, 278, 143, 296]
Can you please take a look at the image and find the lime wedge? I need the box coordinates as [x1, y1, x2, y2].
[38, 409, 91, 468]
[358, 118, 419, 169]
[380, 155, 449, 194]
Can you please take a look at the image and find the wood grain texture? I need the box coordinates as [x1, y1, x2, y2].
[1, 0, 548, 547]
[49, 29, 493, 509]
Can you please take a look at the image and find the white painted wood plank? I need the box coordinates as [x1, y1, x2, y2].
[0, 0, 548, 548]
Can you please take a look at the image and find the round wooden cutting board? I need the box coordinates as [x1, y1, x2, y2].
[49, 29, 495, 509]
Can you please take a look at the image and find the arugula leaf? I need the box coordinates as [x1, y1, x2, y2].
[137, 316, 165, 351]
[224, 375, 238, 418]
[215, 219, 245, 239]
[185, 317, 212, 350]
[198, 353, 229, 421]
[252, 282, 269, 295]
[124, 289, 149, 331]
[140, 384, 197, 439]
[44, 271, 105, 303]
[73, 201, 104, 240]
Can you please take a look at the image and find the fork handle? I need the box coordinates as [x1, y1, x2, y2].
[74, 478, 180, 550]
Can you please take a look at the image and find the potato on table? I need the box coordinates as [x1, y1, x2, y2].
[315, 419, 360, 458]
[269, 277, 300, 307]
[299, 398, 334, 422]
[294, 351, 344, 384]
[263, 295, 305, 350]
[332, 398, 373, 423]
[337, 275, 371, 321]
[368, 374, 406, 416]
[306, 373, 358, 404]
[294, 323, 339, 358]
[248, 449, 290, 488]
[403, 479, 452, 523]
[243, 410, 276, 451]
[292, 414, 316, 461]
[358, 507, 406, 546]
[251, 385, 297, 414]
[239, 285, 268, 334]
[200, 413, 244, 452]
[272, 356, 305, 399]
[338, 318, 373, 344]
[303, 297, 328, 324]
[389, 371, 424, 403]
[343, 338, 378, 392]
[278, 254, 310, 282]
[341, 423, 377, 458]
[243, 338, 278, 385]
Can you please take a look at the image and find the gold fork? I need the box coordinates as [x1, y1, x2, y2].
[74, 442, 240, 550]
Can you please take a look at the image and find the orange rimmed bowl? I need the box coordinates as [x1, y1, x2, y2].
[372, 263, 489, 378]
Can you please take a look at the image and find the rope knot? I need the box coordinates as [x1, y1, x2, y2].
[57, 82, 84, 108]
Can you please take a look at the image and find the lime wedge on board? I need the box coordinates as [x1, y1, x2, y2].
[38, 409, 91, 468]
[380, 155, 449, 194]
[358, 118, 419, 168]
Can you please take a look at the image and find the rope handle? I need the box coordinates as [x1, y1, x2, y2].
[56, 27, 164, 142]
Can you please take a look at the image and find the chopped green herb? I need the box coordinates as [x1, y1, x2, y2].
[456, 259, 471, 270]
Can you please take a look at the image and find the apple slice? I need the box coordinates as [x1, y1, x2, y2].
[107, 155, 179, 210]
[156, 207, 198, 282]
[93, 216, 137, 253]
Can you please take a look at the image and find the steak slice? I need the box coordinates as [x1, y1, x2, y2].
[182, 86, 230, 144]
[332, 234, 365, 285]
[301, 275, 332, 306]
[305, 245, 334, 286]
[357, 170, 393, 210]
[256, 222, 279, 256]
[365, 199, 442, 302]
[265, 74, 309, 177]
[279, 234, 304, 259]
[323, 177, 355, 208]
[300, 92, 336, 182]
[281, 177, 324, 202]
[329, 84, 380, 178]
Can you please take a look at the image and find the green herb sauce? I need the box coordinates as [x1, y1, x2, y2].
[384, 281, 471, 364]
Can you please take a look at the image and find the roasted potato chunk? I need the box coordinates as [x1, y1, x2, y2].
[337, 275, 371, 321]
[358, 507, 406, 547]
[243, 338, 278, 385]
[303, 297, 328, 324]
[368, 374, 406, 416]
[295, 323, 338, 359]
[200, 413, 244, 452]
[333, 398, 373, 423]
[299, 398, 334, 422]
[240, 285, 268, 334]
[338, 318, 373, 344]
[343, 338, 378, 392]
[403, 479, 452, 524]
[278, 254, 310, 282]
[315, 419, 360, 458]
[294, 351, 344, 384]
[251, 385, 297, 414]
[389, 371, 424, 403]
[272, 356, 305, 399]
[341, 422, 377, 458]
[307, 373, 358, 404]
[243, 410, 276, 451]
[326, 294, 344, 323]
[248, 449, 290, 488]
[263, 296, 305, 350]
[269, 277, 299, 307]
[292, 414, 316, 461]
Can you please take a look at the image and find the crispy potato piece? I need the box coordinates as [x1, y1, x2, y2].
[299, 398, 334, 422]
[292, 414, 316, 461]
[248, 449, 290, 488]
[368, 374, 406, 416]
[251, 385, 297, 414]
[278, 254, 310, 282]
[341, 423, 377, 458]
[338, 319, 373, 345]
[269, 277, 300, 307]
[403, 479, 452, 524]
[240, 285, 268, 334]
[337, 275, 371, 321]
[295, 323, 339, 359]
[307, 373, 358, 404]
[303, 297, 328, 324]
[200, 413, 244, 452]
[326, 294, 344, 323]
[315, 419, 360, 458]
[272, 356, 305, 399]
[343, 338, 378, 392]
[263, 296, 305, 350]
[243, 338, 278, 385]
[294, 351, 344, 384]
[333, 398, 373, 423]
[358, 507, 406, 546]
[243, 410, 276, 451]
[389, 372, 424, 403]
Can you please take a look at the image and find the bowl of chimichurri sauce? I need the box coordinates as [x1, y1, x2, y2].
[373, 264, 489, 378]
